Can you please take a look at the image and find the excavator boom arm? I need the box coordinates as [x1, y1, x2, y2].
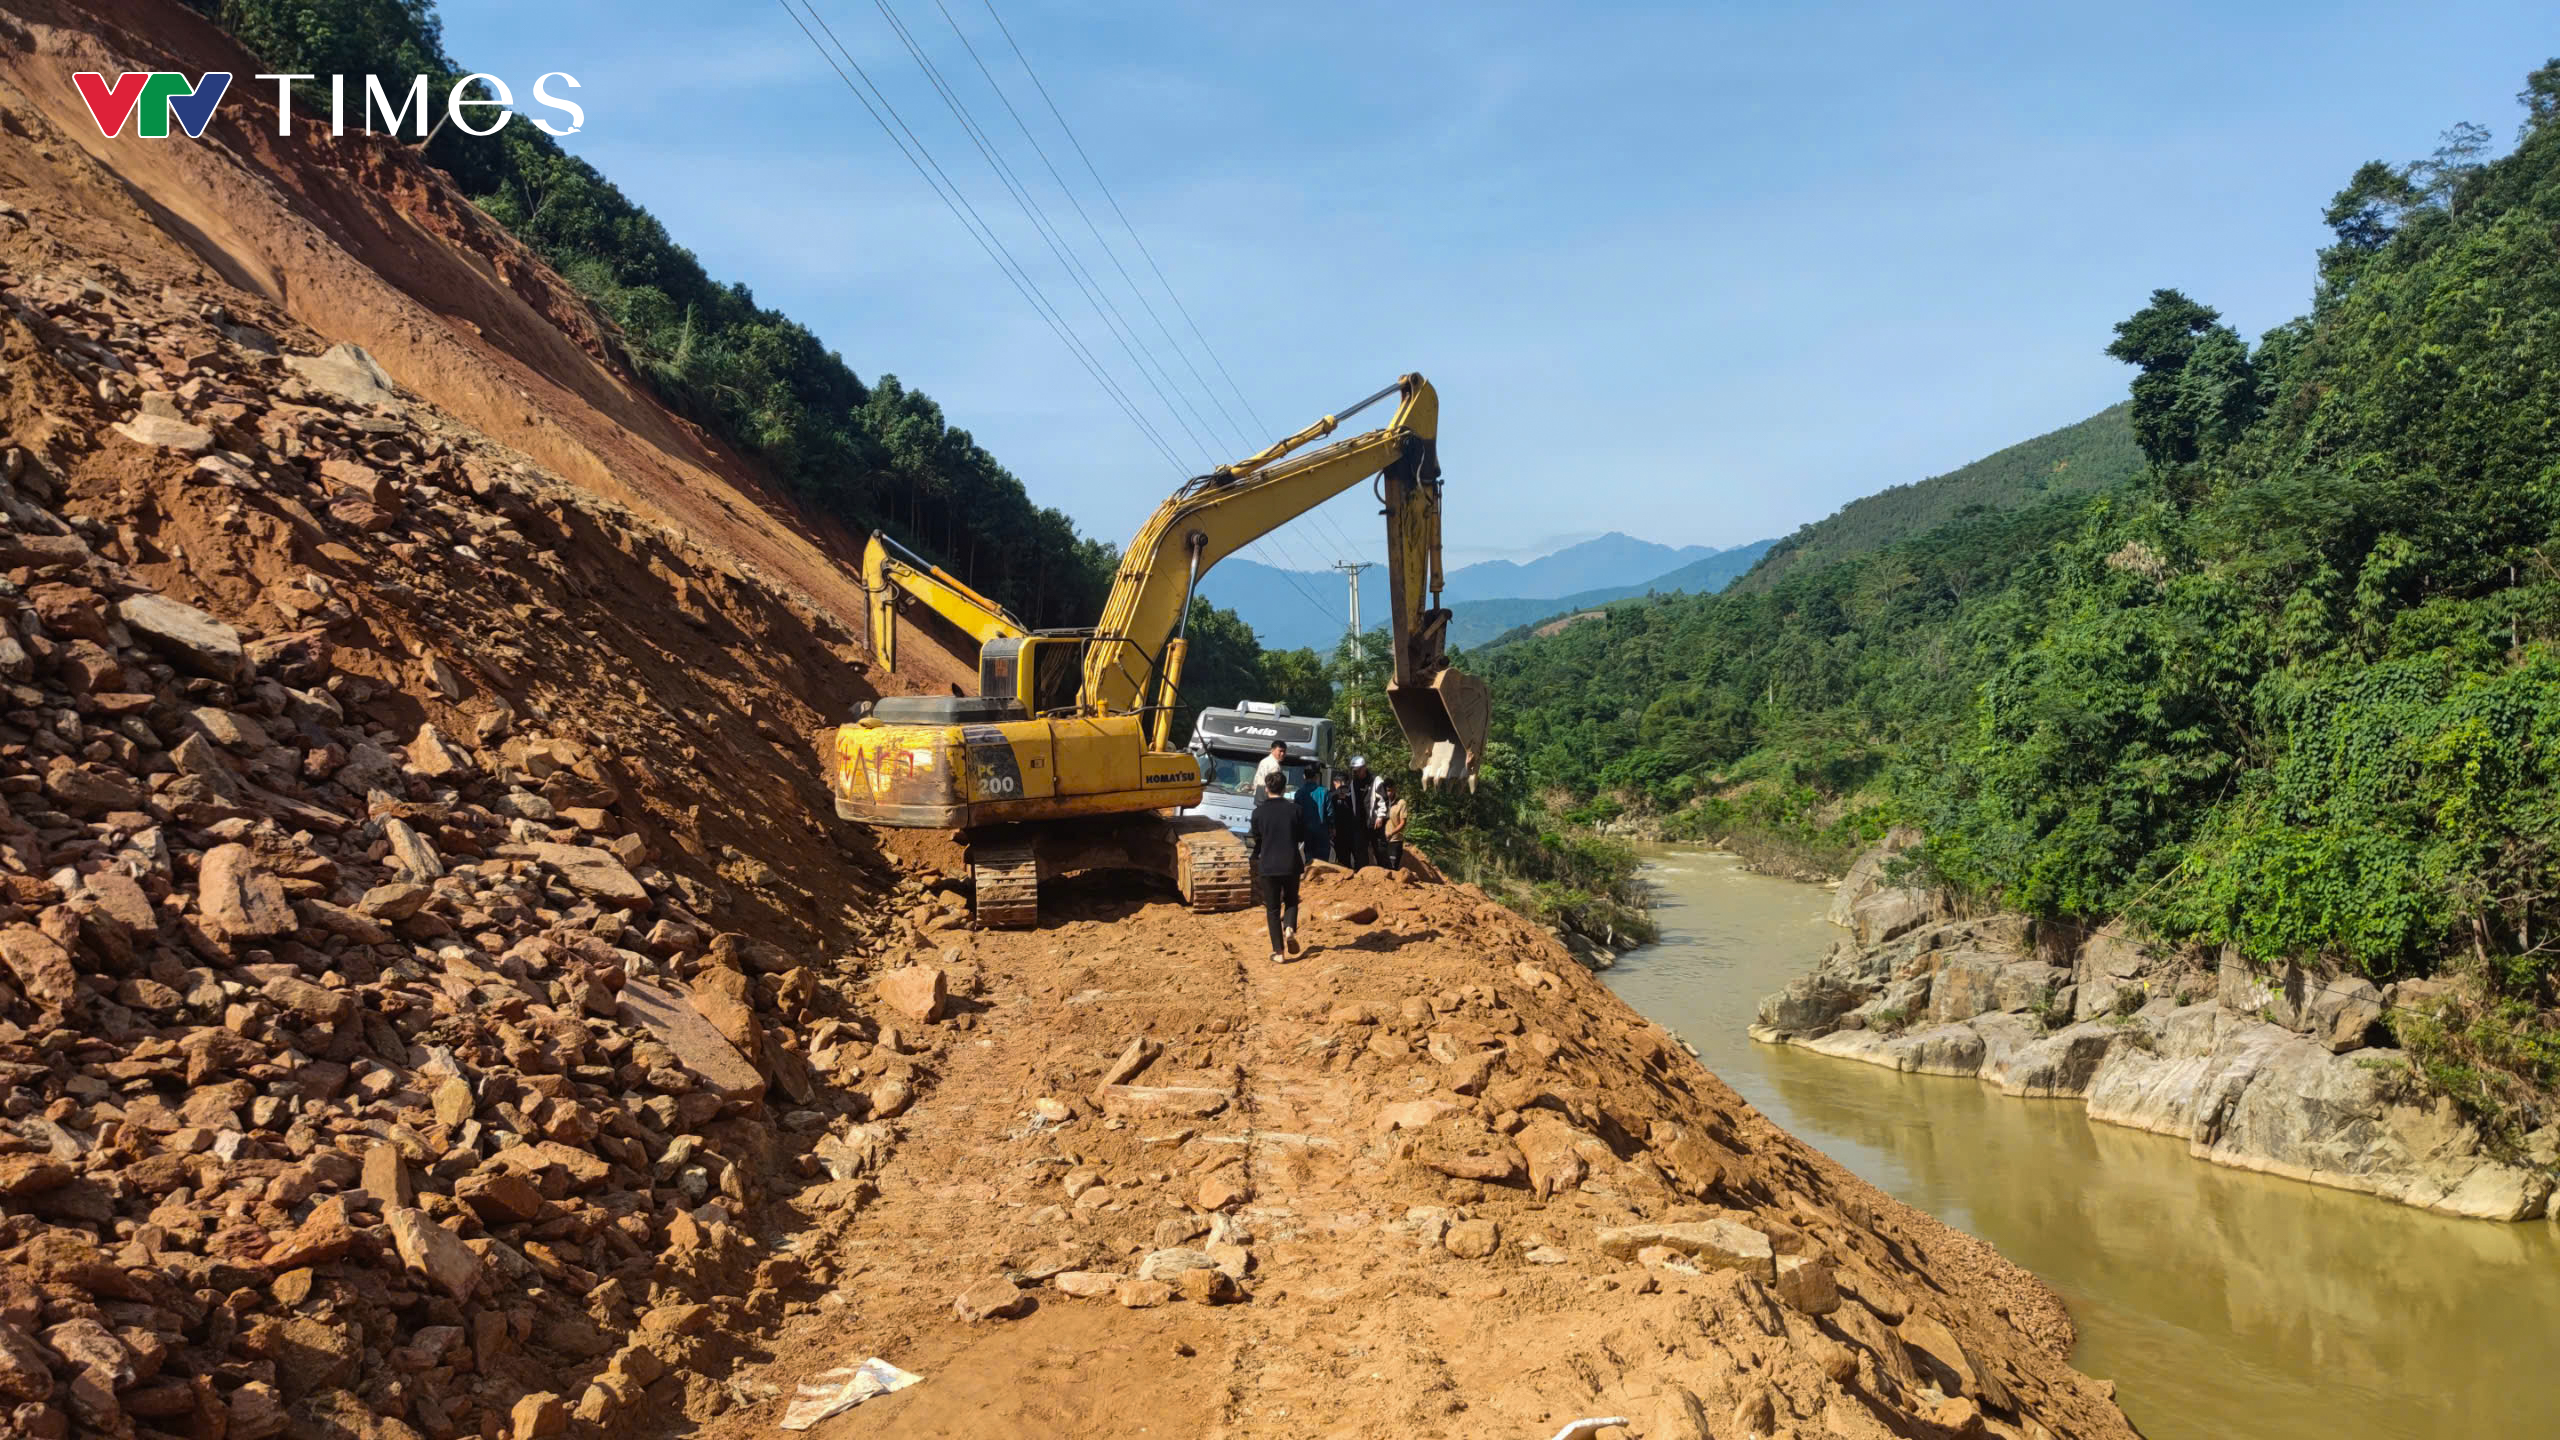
[864, 532, 1028, 673]
[1082, 373, 1488, 786]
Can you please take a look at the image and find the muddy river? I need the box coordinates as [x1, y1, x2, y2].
[1604, 846, 2560, 1440]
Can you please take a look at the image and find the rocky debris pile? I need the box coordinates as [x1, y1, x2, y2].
[1755, 837, 2557, 1221]
[0, 254, 939, 1438]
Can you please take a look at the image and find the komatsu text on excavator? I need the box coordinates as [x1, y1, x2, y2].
[827, 374, 1489, 926]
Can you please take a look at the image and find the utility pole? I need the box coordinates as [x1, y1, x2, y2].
[1331, 561, 1373, 729]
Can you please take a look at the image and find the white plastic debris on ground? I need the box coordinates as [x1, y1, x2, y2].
[778, 1359, 924, 1430]
[1546, 1420, 1631, 1440]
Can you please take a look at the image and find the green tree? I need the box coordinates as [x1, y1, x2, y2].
[2105, 290, 2255, 471]
[2105, 289, 2225, 468]
[2320, 159, 2422, 288]
[1258, 647, 1334, 721]
[1172, 598, 1264, 738]
[2524, 58, 2560, 138]
[209, 0, 447, 96]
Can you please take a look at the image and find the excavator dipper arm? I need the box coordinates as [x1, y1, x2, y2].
[862, 531, 1028, 673]
[1081, 373, 1489, 787]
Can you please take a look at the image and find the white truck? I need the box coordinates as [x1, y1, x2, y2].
[1180, 702, 1334, 836]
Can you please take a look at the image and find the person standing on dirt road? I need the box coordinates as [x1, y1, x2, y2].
[1376, 779, 1409, 873]
[1328, 775, 1359, 869]
[1344, 757, 1376, 868]
[1296, 764, 1331, 866]
[1249, 770, 1307, 962]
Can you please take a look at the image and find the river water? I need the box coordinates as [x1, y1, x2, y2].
[1604, 846, 2560, 1440]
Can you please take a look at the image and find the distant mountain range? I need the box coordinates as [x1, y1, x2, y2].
[1445, 537, 1779, 649]
[1195, 532, 1775, 654]
[1441, 534, 1718, 604]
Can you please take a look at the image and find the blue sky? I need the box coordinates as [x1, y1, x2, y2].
[439, 1, 2554, 575]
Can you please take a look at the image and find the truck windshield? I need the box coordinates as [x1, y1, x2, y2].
[1196, 753, 1314, 798]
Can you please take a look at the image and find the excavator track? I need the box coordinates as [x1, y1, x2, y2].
[1176, 826, 1254, 913]
[971, 841, 1042, 928]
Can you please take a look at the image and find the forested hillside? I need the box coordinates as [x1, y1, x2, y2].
[1490, 59, 2560, 1117]
[1740, 402, 2141, 591]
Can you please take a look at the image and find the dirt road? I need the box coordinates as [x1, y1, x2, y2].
[700, 864, 2137, 1440]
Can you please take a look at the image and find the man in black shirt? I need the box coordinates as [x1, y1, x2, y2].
[1247, 770, 1306, 963]
[1341, 756, 1375, 869]
[1327, 775, 1359, 869]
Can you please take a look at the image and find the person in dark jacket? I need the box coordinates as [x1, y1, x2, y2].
[1248, 770, 1307, 962]
[1327, 775, 1359, 869]
[1341, 756, 1375, 868]
[1295, 765, 1331, 866]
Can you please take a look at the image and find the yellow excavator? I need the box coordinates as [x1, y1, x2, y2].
[828, 373, 1489, 926]
[860, 530, 1026, 677]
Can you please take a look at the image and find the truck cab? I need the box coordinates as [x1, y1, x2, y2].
[1181, 702, 1334, 836]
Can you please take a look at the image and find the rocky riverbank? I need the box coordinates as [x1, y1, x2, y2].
[1753, 837, 2557, 1222]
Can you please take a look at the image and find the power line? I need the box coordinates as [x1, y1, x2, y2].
[1239, 542, 1341, 628]
[929, 0, 1251, 458]
[975, 0, 1272, 438]
[867, 0, 1223, 469]
[787, 0, 1351, 637]
[776, 0, 1190, 474]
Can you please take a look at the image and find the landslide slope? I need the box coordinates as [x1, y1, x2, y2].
[0, 0, 974, 704]
[0, 5, 2139, 1440]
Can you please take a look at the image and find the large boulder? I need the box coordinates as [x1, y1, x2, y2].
[2080, 1006, 2553, 1219]
[1841, 973, 1933, 1031]
[196, 843, 295, 942]
[2218, 947, 2325, 1031]
[117, 592, 245, 681]
[500, 842, 648, 909]
[285, 343, 403, 408]
[1926, 953, 2067, 1025]
[1980, 1018, 2122, 1098]
[2071, 923, 2157, 1018]
[2203, 1039, 2554, 1220]
[1801, 1021, 1988, 1078]
[2085, 1005, 2282, 1140]
[1827, 828, 1939, 944]
[2305, 975, 2385, 1053]
[2077, 922, 2154, 981]
[1756, 971, 1871, 1035]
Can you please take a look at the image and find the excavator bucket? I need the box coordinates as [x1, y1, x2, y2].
[1387, 666, 1491, 791]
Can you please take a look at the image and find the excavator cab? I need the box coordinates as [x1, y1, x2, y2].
[981, 632, 1093, 717]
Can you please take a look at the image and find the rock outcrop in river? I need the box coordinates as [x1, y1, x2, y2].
[1754, 836, 2556, 1221]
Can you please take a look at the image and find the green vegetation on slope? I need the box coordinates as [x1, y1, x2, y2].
[1483, 490, 2092, 871]
[1489, 59, 2560, 1127]
[1328, 632, 1653, 945]
[1741, 403, 2140, 591]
